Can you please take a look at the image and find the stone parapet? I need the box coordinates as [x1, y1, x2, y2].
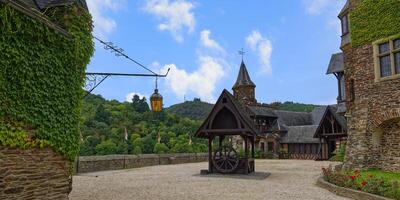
[75, 153, 208, 174]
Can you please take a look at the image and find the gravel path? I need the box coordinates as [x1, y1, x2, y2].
[70, 160, 349, 200]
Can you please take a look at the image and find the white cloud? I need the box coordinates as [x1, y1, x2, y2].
[200, 30, 225, 53]
[303, 0, 346, 34]
[126, 92, 147, 102]
[86, 0, 124, 38]
[143, 0, 196, 42]
[160, 56, 225, 102]
[246, 31, 273, 74]
[304, 0, 333, 15]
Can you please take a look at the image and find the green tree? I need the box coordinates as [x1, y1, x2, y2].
[132, 146, 142, 155]
[153, 143, 169, 154]
[95, 140, 118, 155]
[142, 135, 156, 154]
[94, 104, 111, 124]
[130, 95, 150, 113]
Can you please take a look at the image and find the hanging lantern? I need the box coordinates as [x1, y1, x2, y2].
[150, 89, 163, 112]
[150, 77, 163, 112]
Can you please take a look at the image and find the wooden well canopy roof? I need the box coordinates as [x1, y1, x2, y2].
[195, 89, 260, 138]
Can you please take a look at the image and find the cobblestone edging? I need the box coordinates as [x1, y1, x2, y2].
[316, 176, 394, 200]
[75, 153, 208, 173]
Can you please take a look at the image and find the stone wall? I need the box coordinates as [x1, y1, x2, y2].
[75, 153, 208, 173]
[0, 147, 71, 200]
[342, 0, 400, 172]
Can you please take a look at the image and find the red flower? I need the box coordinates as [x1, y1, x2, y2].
[362, 181, 368, 186]
[349, 175, 356, 180]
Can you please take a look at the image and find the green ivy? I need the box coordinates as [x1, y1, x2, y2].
[350, 0, 400, 47]
[0, 4, 94, 161]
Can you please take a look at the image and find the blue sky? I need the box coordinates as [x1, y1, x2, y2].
[86, 0, 346, 107]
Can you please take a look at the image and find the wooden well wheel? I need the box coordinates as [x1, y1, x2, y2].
[212, 146, 239, 173]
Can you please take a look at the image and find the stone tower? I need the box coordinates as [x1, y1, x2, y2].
[232, 60, 257, 105]
[339, 0, 400, 172]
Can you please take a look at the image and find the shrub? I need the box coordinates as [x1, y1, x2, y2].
[322, 167, 400, 199]
[330, 144, 346, 162]
[153, 143, 169, 154]
[132, 146, 142, 155]
[95, 140, 118, 155]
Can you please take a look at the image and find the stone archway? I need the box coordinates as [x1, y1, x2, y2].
[373, 117, 400, 172]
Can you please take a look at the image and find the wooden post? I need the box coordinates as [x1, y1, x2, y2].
[219, 135, 225, 148]
[208, 137, 213, 173]
[244, 135, 248, 174]
[251, 136, 255, 158]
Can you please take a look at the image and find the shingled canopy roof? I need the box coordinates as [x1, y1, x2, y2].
[326, 53, 344, 74]
[195, 89, 259, 138]
[232, 61, 256, 89]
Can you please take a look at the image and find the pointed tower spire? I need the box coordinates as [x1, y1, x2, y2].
[233, 60, 256, 88]
[232, 58, 256, 105]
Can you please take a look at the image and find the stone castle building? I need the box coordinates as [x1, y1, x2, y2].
[329, 0, 400, 172]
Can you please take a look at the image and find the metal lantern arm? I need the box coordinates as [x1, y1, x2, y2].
[84, 68, 170, 98]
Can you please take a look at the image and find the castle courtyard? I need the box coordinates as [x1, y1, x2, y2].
[70, 160, 349, 200]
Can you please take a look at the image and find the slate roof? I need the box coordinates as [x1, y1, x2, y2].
[233, 61, 256, 89]
[263, 105, 346, 143]
[247, 105, 277, 118]
[280, 125, 320, 143]
[311, 106, 327, 125]
[20, 0, 88, 11]
[327, 53, 345, 74]
[274, 110, 313, 126]
[338, 0, 349, 17]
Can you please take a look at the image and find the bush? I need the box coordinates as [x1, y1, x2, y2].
[95, 140, 118, 155]
[330, 144, 346, 162]
[153, 143, 169, 154]
[322, 167, 400, 199]
[132, 146, 142, 155]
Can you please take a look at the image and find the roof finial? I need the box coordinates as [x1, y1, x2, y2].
[238, 48, 246, 61]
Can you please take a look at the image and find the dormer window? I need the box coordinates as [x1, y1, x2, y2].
[341, 14, 349, 35]
[373, 37, 400, 81]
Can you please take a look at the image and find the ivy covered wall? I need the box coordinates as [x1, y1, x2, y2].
[0, 4, 94, 161]
[350, 0, 400, 47]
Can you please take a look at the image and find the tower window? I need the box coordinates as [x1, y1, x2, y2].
[341, 14, 349, 35]
[373, 37, 400, 81]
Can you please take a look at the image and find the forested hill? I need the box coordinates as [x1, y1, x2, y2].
[166, 98, 213, 120]
[166, 99, 320, 121]
[79, 94, 207, 156]
[268, 101, 320, 113]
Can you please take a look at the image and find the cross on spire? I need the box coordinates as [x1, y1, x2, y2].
[238, 48, 246, 61]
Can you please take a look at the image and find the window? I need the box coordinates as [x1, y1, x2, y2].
[374, 37, 400, 80]
[395, 39, 400, 73]
[341, 15, 349, 35]
[349, 79, 355, 102]
[267, 142, 274, 152]
[338, 74, 346, 101]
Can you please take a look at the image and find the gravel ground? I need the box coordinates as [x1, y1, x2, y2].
[70, 160, 349, 200]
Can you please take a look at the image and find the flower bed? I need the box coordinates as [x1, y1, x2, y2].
[322, 167, 400, 200]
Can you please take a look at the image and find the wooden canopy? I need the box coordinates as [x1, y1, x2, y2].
[195, 89, 259, 138]
[195, 89, 259, 174]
